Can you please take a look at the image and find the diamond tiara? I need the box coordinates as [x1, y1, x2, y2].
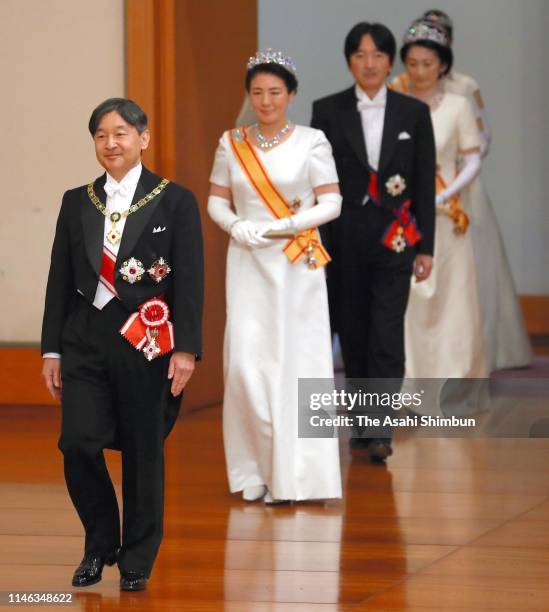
[403, 21, 450, 48]
[247, 48, 297, 75]
[422, 10, 454, 31]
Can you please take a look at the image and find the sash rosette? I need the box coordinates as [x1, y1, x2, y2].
[381, 200, 422, 253]
[120, 298, 174, 361]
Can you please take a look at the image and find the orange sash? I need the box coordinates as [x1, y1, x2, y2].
[229, 127, 330, 269]
[436, 174, 469, 234]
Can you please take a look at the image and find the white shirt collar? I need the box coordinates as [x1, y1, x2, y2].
[105, 162, 142, 190]
[355, 84, 387, 105]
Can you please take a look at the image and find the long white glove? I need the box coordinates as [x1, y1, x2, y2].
[207, 195, 239, 233]
[260, 192, 342, 234]
[479, 117, 492, 158]
[230, 220, 271, 247]
[436, 153, 481, 207]
[207, 195, 270, 247]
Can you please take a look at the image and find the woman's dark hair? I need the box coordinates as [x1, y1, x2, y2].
[344, 22, 396, 65]
[245, 63, 298, 94]
[400, 40, 454, 76]
[88, 98, 148, 135]
[422, 9, 454, 43]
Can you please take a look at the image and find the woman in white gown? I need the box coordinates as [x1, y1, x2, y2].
[207, 50, 342, 503]
[394, 21, 487, 378]
[392, 11, 531, 372]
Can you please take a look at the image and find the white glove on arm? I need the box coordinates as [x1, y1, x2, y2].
[207, 195, 270, 247]
[230, 220, 271, 247]
[436, 153, 481, 206]
[479, 124, 491, 158]
[207, 195, 239, 233]
[261, 192, 342, 234]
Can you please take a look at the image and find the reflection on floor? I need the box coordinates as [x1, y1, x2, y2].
[2, 400, 549, 611]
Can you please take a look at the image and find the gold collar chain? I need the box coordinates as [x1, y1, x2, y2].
[87, 178, 170, 245]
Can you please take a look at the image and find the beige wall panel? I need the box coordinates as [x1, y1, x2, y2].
[0, 0, 124, 342]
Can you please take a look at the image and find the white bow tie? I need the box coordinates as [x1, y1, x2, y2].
[104, 182, 131, 199]
[357, 99, 385, 111]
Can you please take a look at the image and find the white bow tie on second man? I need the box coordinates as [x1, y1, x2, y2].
[357, 99, 385, 112]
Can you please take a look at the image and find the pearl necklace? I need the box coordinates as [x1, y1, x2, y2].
[254, 122, 292, 150]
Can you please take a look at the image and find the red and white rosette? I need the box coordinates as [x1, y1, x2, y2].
[120, 298, 174, 361]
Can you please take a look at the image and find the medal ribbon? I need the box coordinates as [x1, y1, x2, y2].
[120, 298, 174, 361]
[367, 167, 380, 204]
[229, 128, 330, 269]
[99, 245, 118, 296]
[366, 169, 422, 253]
[381, 200, 422, 252]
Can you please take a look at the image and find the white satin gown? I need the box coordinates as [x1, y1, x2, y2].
[404, 94, 487, 379]
[393, 71, 531, 371]
[210, 126, 342, 501]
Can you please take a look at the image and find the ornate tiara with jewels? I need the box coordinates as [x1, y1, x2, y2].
[403, 21, 450, 47]
[422, 10, 454, 31]
[247, 48, 297, 75]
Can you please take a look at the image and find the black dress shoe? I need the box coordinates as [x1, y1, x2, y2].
[368, 439, 393, 463]
[120, 572, 148, 591]
[71, 550, 118, 587]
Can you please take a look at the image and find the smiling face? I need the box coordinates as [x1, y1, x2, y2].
[349, 34, 392, 97]
[404, 44, 446, 93]
[93, 111, 150, 181]
[248, 71, 295, 128]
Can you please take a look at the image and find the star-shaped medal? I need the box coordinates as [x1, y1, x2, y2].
[119, 257, 145, 284]
[148, 258, 171, 283]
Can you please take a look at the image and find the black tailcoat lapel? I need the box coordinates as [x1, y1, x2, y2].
[81, 167, 168, 277]
[378, 89, 402, 173]
[116, 166, 167, 268]
[81, 173, 107, 276]
[339, 87, 368, 169]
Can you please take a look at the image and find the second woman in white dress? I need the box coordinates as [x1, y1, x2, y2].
[207, 50, 342, 503]
[394, 22, 487, 379]
[392, 13, 531, 372]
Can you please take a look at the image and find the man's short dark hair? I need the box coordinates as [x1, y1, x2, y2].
[344, 22, 396, 65]
[88, 98, 148, 136]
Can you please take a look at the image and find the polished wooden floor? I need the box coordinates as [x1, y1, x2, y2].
[3, 402, 549, 611]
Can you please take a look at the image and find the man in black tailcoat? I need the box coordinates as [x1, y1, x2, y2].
[312, 23, 435, 461]
[41, 98, 203, 590]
